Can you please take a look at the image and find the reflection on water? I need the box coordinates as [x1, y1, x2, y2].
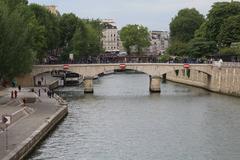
[29, 73, 240, 160]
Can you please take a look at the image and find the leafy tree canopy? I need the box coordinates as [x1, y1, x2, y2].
[188, 38, 218, 58]
[0, 1, 33, 80]
[59, 13, 79, 47]
[166, 41, 189, 57]
[29, 4, 60, 51]
[120, 24, 150, 55]
[71, 20, 103, 59]
[218, 15, 240, 47]
[204, 1, 240, 41]
[170, 8, 205, 43]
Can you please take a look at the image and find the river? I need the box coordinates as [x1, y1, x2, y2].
[29, 73, 240, 160]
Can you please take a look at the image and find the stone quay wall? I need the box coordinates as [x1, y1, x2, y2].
[167, 64, 240, 97]
[2, 104, 68, 160]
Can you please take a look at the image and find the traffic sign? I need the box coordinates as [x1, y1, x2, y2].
[2, 115, 11, 125]
[63, 64, 69, 70]
[119, 64, 126, 70]
[184, 63, 190, 68]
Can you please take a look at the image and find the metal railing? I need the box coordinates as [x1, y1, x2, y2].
[221, 62, 240, 68]
[213, 61, 240, 68]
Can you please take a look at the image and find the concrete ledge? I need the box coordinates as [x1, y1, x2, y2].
[2, 105, 68, 160]
[11, 108, 28, 124]
[24, 98, 36, 103]
[0, 107, 32, 130]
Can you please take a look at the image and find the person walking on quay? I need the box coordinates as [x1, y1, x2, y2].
[47, 90, 51, 98]
[11, 90, 14, 99]
[23, 98, 26, 106]
[51, 90, 54, 98]
[18, 85, 21, 92]
[38, 89, 41, 97]
[14, 90, 18, 98]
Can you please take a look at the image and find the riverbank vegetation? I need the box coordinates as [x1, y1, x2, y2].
[167, 1, 240, 61]
[0, 0, 103, 81]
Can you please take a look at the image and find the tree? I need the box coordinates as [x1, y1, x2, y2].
[218, 15, 240, 47]
[29, 4, 60, 52]
[170, 8, 205, 43]
[2, 0, 28, 10]
[0, 1, 34, 80]
[120, 24, 150, 55]
[188, 38, 218, 58]
[166, 41, 189, 57]
[194, 22, 208, 38]
[71, 21, 103, 59]
[204, 1, 240, 41]
[59, 13, 79, 47]
[219, 47, 240, 56]
[84, 19, 104, 55]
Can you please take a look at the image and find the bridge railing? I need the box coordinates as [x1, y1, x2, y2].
[213, 61, 240, 68]
[221, 62, 240, 68]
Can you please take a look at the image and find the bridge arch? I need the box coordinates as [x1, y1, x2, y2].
[33, 69, 82, 87]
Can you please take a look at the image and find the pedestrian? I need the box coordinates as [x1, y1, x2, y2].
[47, 90, 50, 98]
[48, 90, 51, 98]
[38, 89, 41, 97]
[51, 90, 54, 98]
[14, 90, 17, 98]
[18, 85, 21, 92]
[11, 91, 14, 99]
[23, 98, 26, 106]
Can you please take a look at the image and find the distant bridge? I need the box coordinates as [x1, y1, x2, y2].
[17, 63, 213, 93]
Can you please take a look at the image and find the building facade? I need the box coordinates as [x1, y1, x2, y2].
[45, 5, 60, 16]
[147, 31, 169, 55]
[102, 19, 119, 53]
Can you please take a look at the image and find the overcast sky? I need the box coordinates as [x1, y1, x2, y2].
[28, 0, 233, 31]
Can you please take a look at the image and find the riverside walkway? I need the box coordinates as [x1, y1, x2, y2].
[0, 87, 68, 160]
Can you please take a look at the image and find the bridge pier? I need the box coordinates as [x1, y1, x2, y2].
[83, 76, 94, 93]
[149, 76, 161, 93]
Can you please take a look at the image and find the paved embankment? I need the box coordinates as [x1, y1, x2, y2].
[0, 88, 68, 160]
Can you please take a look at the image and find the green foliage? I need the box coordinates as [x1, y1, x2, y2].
[159, 54, 171, 63]
[175, 70, 179, 76]
[0, 1, 33, 80]
[166, 41, 189, 56]
[219, 47, 240, 56]
[59, 13, 79, 47]
[195, 22, 208, 38]
[186, 69, 190, 78]
[169, 3, 240, 59]
[29, 4, 60, 51]
[71, 21, 103, 59]
[2, 0, 28, 10]
[120, 24, 150, 55]
[218, 15, 240, 47]
[188, 38, 218, 58]
[0, 0, 105, 80]
[204, 1, 240, 41]
[170, 8, 205, 43]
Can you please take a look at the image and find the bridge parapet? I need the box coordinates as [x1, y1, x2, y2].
[32, 63, 213, 77]
[17, 63, 215, 91]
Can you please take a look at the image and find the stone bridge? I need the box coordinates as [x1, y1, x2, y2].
[17, 63, 213, 93]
